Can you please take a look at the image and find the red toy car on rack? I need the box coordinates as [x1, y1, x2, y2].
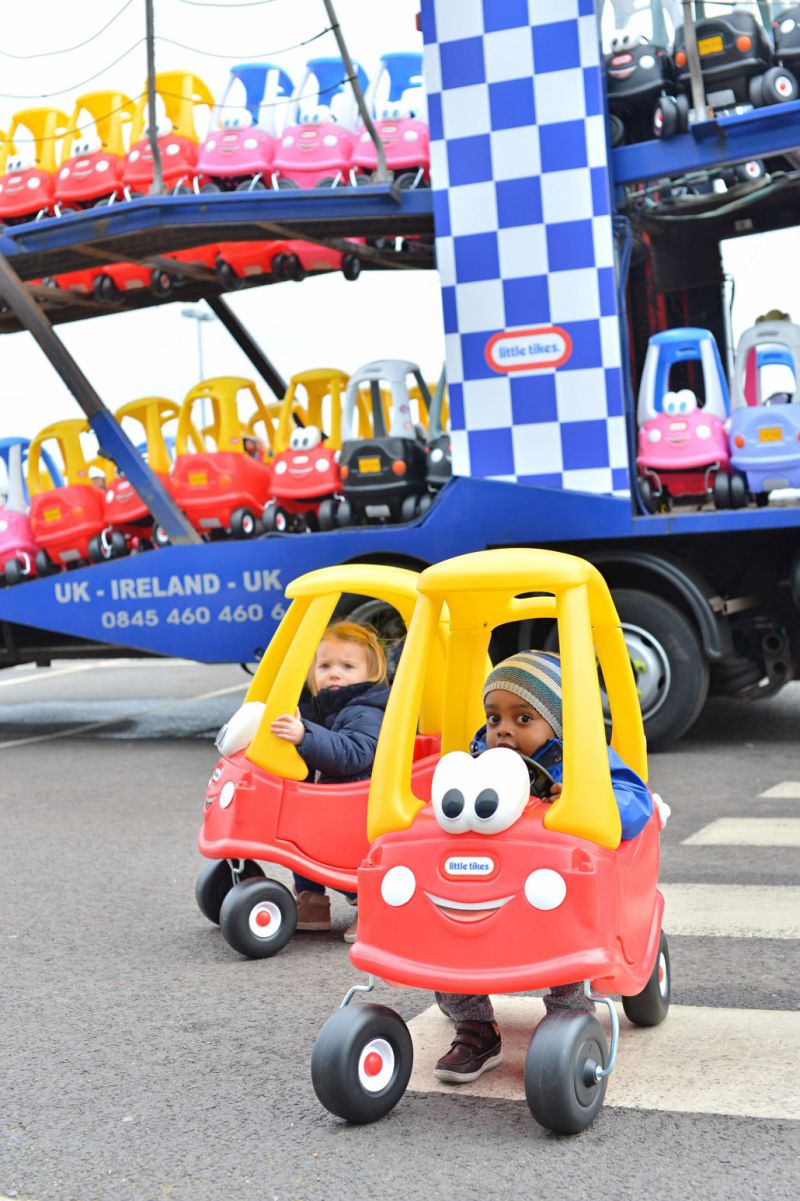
[166, 376, 277, 541]
[122, 71, 215, 195]
[53, 91, 135, 211]
[0, 107, 70, 222]
[197, 561, 446, 959]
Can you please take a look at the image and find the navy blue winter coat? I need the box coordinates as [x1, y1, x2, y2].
[298, 680, 390, 784]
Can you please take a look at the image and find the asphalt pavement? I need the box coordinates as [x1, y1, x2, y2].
[0, 659, 798, 1201]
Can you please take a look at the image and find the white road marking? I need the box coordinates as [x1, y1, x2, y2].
[0, 682, 247, 749]
[406, 998, 800, 1119]
[660, 883, 800, 939]
[759, 782, 800, 798]
[0, 662, 110, 689]
[682, 818, 800, 847]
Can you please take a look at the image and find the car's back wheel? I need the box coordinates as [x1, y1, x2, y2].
[622, 930, 670, 1027]
[195, 858, 265, 925]
[219, 877, 297, 958]
[524, 1012, 608, 1134]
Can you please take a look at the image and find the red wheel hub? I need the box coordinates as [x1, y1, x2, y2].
[363, 1051, 383, 1077]
[255, 909, 272, 928]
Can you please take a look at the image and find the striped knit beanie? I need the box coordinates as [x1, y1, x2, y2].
[482, 650, 562, 738]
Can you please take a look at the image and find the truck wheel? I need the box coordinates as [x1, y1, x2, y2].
[610, 589, 709, 750]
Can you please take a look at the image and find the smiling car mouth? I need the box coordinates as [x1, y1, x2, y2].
[424, 891, 515, 924]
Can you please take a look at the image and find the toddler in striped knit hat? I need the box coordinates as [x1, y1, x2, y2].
[433, 649, 652, 1085]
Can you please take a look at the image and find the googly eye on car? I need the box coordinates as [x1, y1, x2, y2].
[431, 751, 475, 834]
[303, 426, 322, 450]
[381, 864, 416, 907]
[662, 391, 678, 416]
[524, 868, 566, 911]
[675, 388, 697, 413]
[290, 429, 305, 450]
[431, 748, 530, 835]
[211, 767, 222, 783]
[467, 747, 530, 833]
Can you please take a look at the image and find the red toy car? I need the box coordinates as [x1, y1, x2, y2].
[53, 91, 135, 211]
[311, 548, 669, 1134]
[123, 71, 214, 195]
[166, 377, 276, 540]
[196, 562, 446, 958]
[0, 107, 70, 223]
[263, 426, 341, 531]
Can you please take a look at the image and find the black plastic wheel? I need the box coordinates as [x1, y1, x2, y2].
[335, 499, 353, 528]
[150, 268, 174, 298]
[730, 471, 748, 509]
[639, 477, 658, 513]
[235, 178, 267, 192]
[713, 471, 731, 510]
[219, 877, 297, 958]
[317, 497, 338, 531]
[755, 491, 770, 508]
[195, 858, 265, 926]
[87, 535, 104, 564]
[314, 176, 339, 189]
[215, 257, 242, 290]
[4, 558, 23, 585]
[524, 1012, 608, 1135]
[759, 66, 798, 106]
[229, 507, 257, 538]
[653, 95, 678, 139]
[287, 255, 306, 282]
[200, 182, 221, 193]
[341, 254, 361, 281]
[609, 113, 626, 148]
[109, 530, 128, 558]
[749, 74, 766, 107]
[400, 494, 419, 522]
[418, 492, 433, 515]
[311, 1003, 413, 1124]
[275, 177, 300, 190]
[263, 504, 289, 533]
[271, 253, 289, 281]
[622, 930, 670, 1027]
[35, 550, 56, 576]
[675, 94, 690, 132]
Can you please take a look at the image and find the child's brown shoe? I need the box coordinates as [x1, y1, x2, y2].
[343, 911, 358, 944]
[433, 1020, 502, 1083]
[294, 890, 331, 931]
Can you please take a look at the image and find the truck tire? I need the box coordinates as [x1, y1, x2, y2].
[610, 589, 709, 750]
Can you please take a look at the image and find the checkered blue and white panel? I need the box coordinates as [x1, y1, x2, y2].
[420, 0, 630, 495]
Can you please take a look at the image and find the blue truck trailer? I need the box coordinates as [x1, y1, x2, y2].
[2, 0, 800, 750]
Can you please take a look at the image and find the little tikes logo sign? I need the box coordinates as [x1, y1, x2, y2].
[485, 325, 572, 373]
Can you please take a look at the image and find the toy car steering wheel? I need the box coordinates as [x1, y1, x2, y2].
[471, 749, 557, 800]
[516, 754, 558, 800]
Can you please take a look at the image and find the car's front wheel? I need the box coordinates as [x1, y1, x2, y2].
[311, 1003, 413, 1124]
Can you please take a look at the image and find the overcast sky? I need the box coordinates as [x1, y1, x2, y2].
[0, 0, 445, 438]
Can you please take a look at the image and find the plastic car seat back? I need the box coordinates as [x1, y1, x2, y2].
[343, 360, 429, 441]
[733, 320, 800, 409]
[288, 57, 368, 133]
[130, 72, 215, 144]
[7, 107, 71, 173]
[241, 563, 449, 781]
[63, 91, 135, 160]
[114, 397, 186, 477]
[368, 548, 647, 849]
[213, 62, 294, 136]
[27, 419, 114, 494]
[176, 377, 270, 455]
[274, 368, 350, 453]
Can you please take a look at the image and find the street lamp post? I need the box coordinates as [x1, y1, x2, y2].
[181, 306, 216, 429]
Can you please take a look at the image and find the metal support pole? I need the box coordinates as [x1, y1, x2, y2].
[145, 0, 164, 196]
[682, 0, 712, 122]
[0, 253, 199, 544]
[321, 0, 391, 183]
[206, 296, 287, 398]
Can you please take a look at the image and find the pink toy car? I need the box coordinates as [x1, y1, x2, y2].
[198, 62, 293, 191]
[0, 509, 41, 585]
[635, 328, 731, 511]
[352, 52, 429, 188]
[271, 57, 368, 189]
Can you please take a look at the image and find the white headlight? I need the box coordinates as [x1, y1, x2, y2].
[219, 780, 236, 810]
[59, 168, 70, 179]
[524, 869, 566, 910]
[696, 423, 711, 439]
[105, 490, 115, 503]
[206, 139, 217, 151]
[274, 459, 288, 475]
[403, 129, 419, 142]
[244, 137, 258, 150]
[95, 159, 110, 173]
[282, 135, 294, 147]
[381, 865, 416, 906]
[323, 134, 338, 147]
[129, 150, 140, 162]
[647, 427, 662, 443]
[165, 143, 181, 156]
[315, 456, 330, 472]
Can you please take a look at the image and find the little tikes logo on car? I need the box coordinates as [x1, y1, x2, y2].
[485, 325, 572, 374]
[442, 853, 497, 880]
